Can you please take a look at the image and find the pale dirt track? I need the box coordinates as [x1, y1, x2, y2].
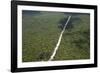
[48, 16, 72, 61]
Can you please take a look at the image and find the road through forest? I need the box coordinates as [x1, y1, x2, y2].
[49, 16, 72, 61]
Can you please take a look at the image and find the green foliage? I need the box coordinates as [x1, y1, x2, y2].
[22, 11, 66, 62]
[54, 14, 90, 60]
[22, 11, 90, 62]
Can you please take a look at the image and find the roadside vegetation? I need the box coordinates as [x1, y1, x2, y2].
[22, 10, 90, 62]
[54, 13, 90, 60]
[22, 11, 67, 62]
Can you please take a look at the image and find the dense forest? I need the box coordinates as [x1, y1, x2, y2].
[22, 11, 90, 62]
